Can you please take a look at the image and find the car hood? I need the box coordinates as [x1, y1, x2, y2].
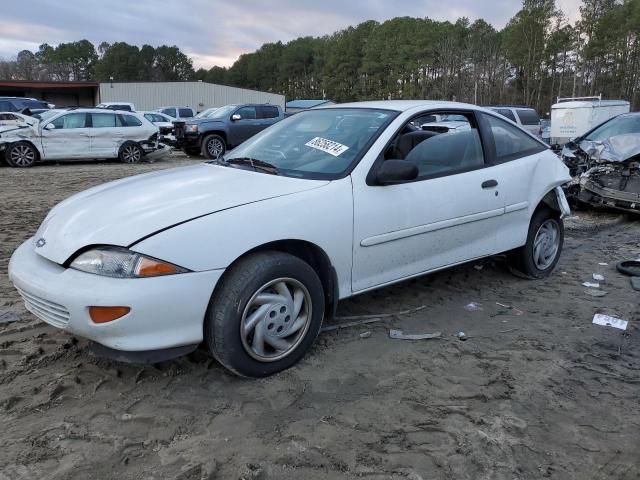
[33, 163, 329, 264]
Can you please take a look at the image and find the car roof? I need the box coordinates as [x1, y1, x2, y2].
[316, 100, 482, 112]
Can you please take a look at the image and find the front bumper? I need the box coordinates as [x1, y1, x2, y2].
[9, 239, 224, 352]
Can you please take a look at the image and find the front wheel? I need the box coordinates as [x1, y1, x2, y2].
[118, 142, 144, 163]
[6, 142, 37, 167]
[508, 207, 563, 279]
[201, 134, 226, 159]
[205, 251, 325, 377]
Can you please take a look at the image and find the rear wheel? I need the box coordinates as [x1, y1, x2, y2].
[508, 206, 563, 279]
[205, 251, 325, 377]
[201, 134, 226, 159]
[118, 142, 144, 163]
[6, 142, 37, 168]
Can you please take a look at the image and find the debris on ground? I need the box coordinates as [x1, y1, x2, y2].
[592, 314, 628, 331]
[631, 277, 640, 291]
[473, 264, 483, 271]
[321, 305, 427, 332]
[456, 332, 468, 341]
[464, 302, 483, 312]
[616, 260, 640, 277]
[598, 262, 609, 266]
[585, 289, 608, 297]
[359, 331, 372, 339]
[0, 311, 19, 324]
[495, 302, 524, 316]
[389, 329, 442, 340]
[592, 273, 605, 281]
[582, 282, 600, 288]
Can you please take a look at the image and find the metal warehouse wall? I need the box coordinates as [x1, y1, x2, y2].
[98, 82, 286, 112]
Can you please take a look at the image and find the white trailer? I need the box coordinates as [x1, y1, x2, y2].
[550, 96, 630, 147]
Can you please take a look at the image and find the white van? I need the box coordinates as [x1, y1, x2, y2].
[550, 96, 629, 147]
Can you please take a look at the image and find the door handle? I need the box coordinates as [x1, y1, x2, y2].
[482, 180, 498, 189]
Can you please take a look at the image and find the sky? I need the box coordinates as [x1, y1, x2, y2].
[0, 0, 582, 69]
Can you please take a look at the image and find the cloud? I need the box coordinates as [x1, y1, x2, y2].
[0, 0, 582, 68]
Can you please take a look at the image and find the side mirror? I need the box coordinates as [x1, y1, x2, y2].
[44, 123, 56, 130]
[231, 114, 242, 121]
[376, 160, 418, 185]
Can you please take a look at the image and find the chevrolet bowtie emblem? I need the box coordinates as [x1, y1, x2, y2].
[35, 238, 46, 248]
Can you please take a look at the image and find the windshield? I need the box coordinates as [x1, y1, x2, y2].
[201, 105, 236, 120]
[222, 108, 397, 179]
[34, 109, 60, 122]
[585, 114, 640, 141]
[196, 107, 219, 118]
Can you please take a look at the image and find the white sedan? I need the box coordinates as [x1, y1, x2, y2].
[9, 101, 571, 377]
[1, 108, 165, 167]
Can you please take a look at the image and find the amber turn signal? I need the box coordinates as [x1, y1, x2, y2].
[89, 306, 131, 324]
[136, 257, 181, 277]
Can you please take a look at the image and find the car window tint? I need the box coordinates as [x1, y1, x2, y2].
[0, 100, 16, 111]
[494, 108, 517, 122]
[401, 128, 485, 178]
[178, 108, 193, 118]
[258, 106, 279, 119]
[484, 113, 544, 162]
[51, 113, 86, 129]
[236, 106, 256, 119]
[120, 114, 143, 127]
[91, 113, 116, 128]
[162, 108, 176, 117]
[516, 109, 540, 125]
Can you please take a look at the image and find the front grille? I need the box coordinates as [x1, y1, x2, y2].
[16, 287, 70, 328]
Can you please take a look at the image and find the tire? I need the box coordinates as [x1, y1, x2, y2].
[616, 260, 640, 277]
[183, 147, 201, 157]
[508, 206, 564, 279]
[118, 142, 144, 164]
[201, 134, 226, 159]
[6, 142, 37, 168]
[205, 251, 325, 378]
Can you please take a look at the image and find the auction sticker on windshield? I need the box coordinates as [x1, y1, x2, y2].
[305, 137, 349, 157]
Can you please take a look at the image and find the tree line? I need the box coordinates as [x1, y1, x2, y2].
[1, 0, 638, 113]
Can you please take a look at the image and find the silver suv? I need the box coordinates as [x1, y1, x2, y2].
[486, 106, 541, 137]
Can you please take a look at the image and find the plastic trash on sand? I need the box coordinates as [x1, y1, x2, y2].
[389, 329, 442, 340]
[593, 273, 605, 281]
[464, 302, 483, 312]
[592, 314, 628, 331]
[582, 282, 600, 288]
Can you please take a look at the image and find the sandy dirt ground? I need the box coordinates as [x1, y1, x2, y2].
[0, 155, 639, 480]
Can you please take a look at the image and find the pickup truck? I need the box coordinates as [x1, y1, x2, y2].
[174, 104, 284, 158]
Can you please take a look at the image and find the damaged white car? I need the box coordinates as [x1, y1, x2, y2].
[562, 112, 640, 214]
[0, 108, 168, 167]
[9, 101, 571, 377]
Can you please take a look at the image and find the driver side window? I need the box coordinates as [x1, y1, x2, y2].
[51, 113, 87, 129]
[235, 106, 256, 120]
[385, 111, 485, 179]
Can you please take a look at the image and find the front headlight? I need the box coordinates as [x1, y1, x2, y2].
[185, 124, 198, 133]
[70, 247, 189, 278]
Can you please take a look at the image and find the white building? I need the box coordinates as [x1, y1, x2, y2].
[99, 81, 286, 112]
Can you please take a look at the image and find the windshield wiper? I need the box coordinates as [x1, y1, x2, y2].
[225, 157, 279, 175]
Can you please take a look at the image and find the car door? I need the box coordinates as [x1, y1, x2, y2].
[351, 110, 505, 292]
[230, 106, 260, 144]
[477, 112, 549, 253]
[89, 112, 118, 157]
[41, 112, 90, 160]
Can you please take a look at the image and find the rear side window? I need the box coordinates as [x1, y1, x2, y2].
[119, 114, 143, 127]
[91, 113, 116, 128]
[484, 113, 545, 163]
[516, 109, 540, 125]
[51, 113, 87, 129]
[493, 108, 517, 122]
[258, 106, 279, 119]
[178, 108, 193, 118]
[161, 108, 177, 117]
